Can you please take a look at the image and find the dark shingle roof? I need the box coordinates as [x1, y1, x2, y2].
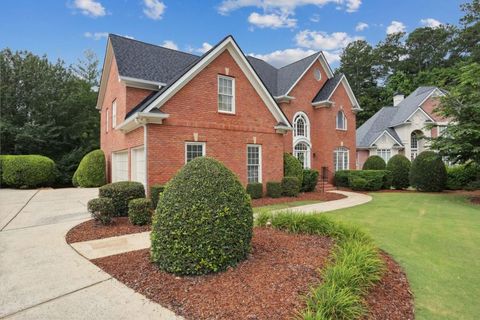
[389, 86, 438, 126]
[246, 56, 278, 95]
[312, 74, 343, 103]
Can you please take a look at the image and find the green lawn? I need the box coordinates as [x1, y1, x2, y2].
[253, 200, 321, 213]
[322, 193, 480, 320]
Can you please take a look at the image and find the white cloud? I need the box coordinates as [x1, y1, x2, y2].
[295, 30, 362, 50]
[123, 35, 135, 39]
[386, 20, 406, 34]
[250, 48, 316, 68]
[84, 32, 108, 40]
[346, 0, 361, 12]
[355, 22, 368, 31]
[143, 0, 166, 20]
[161, 40, 178, 50]
[73, 0, 106, 17]
[248, 12, 296, 28]
[322, 50, 342, 64]
[195, 42, 213, 54]
[420, 18, 442, 28]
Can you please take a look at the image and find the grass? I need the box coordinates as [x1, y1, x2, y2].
[323, 192, 480, 320]
[253, 200, 321, 213]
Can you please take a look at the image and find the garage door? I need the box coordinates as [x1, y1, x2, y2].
[131, 146, 146, 186]
[112, 151, 129, 182]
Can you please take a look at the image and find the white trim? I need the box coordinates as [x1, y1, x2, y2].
[119, 76, 166, 89]
[142, 36, 291, 130]
[143, 125, 148, 189]
[323, 75, 361, 110]
[274, 95, 295, 103]
[370, 130, 403, 147]
[116, 112, 170, 133]
[247, 144, 262, 183]
[131, 145, 146, 187]
[217, 75, 236, 114]
[96, 39, 114, 109]
[184, 142, 206, 164]
[312, 100, 333, 108]
[293, 141, 311, 169]
[404, 107, 435, 124]
[106, 108, 109, 133]
[111, 149, 129, 182]
[293, 111, 310, 142]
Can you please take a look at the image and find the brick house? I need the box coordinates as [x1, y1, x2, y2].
[356, 87, 450, 168]
[97, 35, 361, 191]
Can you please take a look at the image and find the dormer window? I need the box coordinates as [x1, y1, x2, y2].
[336, 110, 347, 130]
[218, 75, 235, 114]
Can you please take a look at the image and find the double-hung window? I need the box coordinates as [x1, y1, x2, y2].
[334, 147, 349, 171]
[377, 149, 391, 163]
[247, 145, 261, 183]
[112, 99, 117, 128]
[218, 75, 235, 113]
[336, 111, 347, 130]
[185, 142, 205, 163]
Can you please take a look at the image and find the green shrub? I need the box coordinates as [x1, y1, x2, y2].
[386, 154, 411, 189]
[266, 181, 282, 198]
[301, 169, 319, 192]
[87, 197, 114, 225]
[349, 176, 368, 191]
[2, 155, 56, 188]
[410, 151, 447, 192]
[282, 176, 301, 197]
[362, 155, 386, 170]
[151, 157, 253, 275]
[465, 180, 480, 191]
[446, 164, 480, 190]
[283, 153, 303, 183]
[99, 181, 145, 216]
[73, 149, 106, 187]
[334, 170, 351, 187]
[0, 155, 4, 187]
[246, 183, 263, 199]
[150, 184, 165, 209]
[348, 170, 386, 191]
[128, 198, 153, 225]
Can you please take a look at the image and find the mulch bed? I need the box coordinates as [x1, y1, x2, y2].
[66, 217, 151, 244]
[252, 190, 345, 207]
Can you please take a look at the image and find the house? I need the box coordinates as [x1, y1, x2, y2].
[97, 34, 360, 191]
[356, 86, 449, 168]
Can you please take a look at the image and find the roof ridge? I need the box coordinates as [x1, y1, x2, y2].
[278, 51, 320, 70]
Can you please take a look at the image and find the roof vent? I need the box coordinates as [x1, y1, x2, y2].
[393, 92, 404, 106]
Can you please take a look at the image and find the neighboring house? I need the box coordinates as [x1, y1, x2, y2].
[356, 86, 449, 168]
[97, 34, 360, 190]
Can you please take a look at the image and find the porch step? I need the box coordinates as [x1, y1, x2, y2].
[316, 181, 336, 192]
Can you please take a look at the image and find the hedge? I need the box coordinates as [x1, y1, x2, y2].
[128, 198, 153, 225]
[150, 184, 165, 209]
[266, 181, 282, 198]
[284, 153, 303, 184]
[151, 157, 253, 275]
[301, 169, 319, 192]
[334, 170, 351, 188]
[2, 155, 56, 188]
[246, 183, 263, 199]
[72, 149, 106, 187]
[87, 197, 114, 225]
[386, 154, 411, 189]
[446, 164, 480, 190]
[362, 155, 386, 170]
[335, 170, 390, 191]
[99, 181, 145, 216]
[282, 176, 301, 197]
[256, 212, 384, 319]
[410, 151, 447, 192]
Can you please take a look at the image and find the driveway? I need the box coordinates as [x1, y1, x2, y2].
[0, 188, 179, 320]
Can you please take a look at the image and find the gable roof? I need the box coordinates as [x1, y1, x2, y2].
[312, 73, 343, 103]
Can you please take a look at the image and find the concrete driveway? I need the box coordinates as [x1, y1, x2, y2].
[0, 188, 179, 320]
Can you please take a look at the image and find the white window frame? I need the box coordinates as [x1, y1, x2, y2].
[377, 149, 392, 163]
[185, 142, 206, 164]
[294, 142, 311, 169]
[217, 75, 235, 114]
[293, 112, 310, 140]
[334, 147, 349, 172]
[247, 144, 262, 183]
[111, 150, 129, 182]
[106, 108, 109, 133]
[336, 110, 347, 130]
[131, 146, 146, 187]
[112, 99, 117, 128]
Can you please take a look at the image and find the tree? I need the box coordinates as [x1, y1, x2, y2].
[457, 0, 480, 62]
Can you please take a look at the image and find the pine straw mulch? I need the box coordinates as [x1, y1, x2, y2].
[251, 190, 346, 207]
[91, 227, 414, 320]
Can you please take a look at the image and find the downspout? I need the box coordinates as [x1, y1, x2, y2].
[143, 124, 148, 194]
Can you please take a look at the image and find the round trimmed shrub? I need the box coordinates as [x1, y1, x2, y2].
[128, 198, 153, 225]
[284, 153, 303, 183]
[87, 197, 114, 225]
[386, 155, 411, 189]
[2, 155, 56, 188]
[301, 169, 319, 192]
[99, 181, 145, 216]
[73, 149, 106, 187]
[282, 176, 301, 197]
[266, 181, 282, 198]
[150, 184, 165, 209]
[151, 157, 253, 275]
[409, 151, 447, 192]
[362, 155, 386, 170]
[246, 183, 263, 199]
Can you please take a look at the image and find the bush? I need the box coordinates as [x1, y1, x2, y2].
[446, 164, 480, 190]
[87, 197, 114, 225]
[128, 198, 153, 225]
[246, 183, 263, 199]
[410, 151, 447, 192]
[282, 176, 301, 197]
[465, 180, 480, 191]
[334, 170, 351, 187]
[73, 149, 106, 187]
[386, 154, 411, 189]
[150, 184, 165, 209]
[362, 155, 386, 170]
[349, 176, 368, 191]
[301, 169, 319, 192]
[0, 155, 4, 187]
[283, 153, 303, 183]
[151, 157, 253, 275]
[99, 181, 145, 216]
[266, 181, 282, 198]
[2, 155, 56, 188]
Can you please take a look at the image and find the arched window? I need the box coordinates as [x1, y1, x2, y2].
[333, 147, 349, 171]
[336, 111, 346, 130]
[293, 112, 309, 139]
[410, 130, 423, 160]
[294, 142, 310, 168]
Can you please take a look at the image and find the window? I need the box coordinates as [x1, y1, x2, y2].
[314, 68, 322, 81]
[410, 131, 422, 161]
[336, 111, 347, 130]
[112, 100, 117, 128]
[294, 142, 310, 169]
[377, 149, 392, 163]
[218, 76, 235, 113]
[185, 142, 205, 163]
[112, 151, 128, 182]
[333, 147, 349, 171]
[293, 113, 309, 139]
[247, 145, 262, 183]
[106, 108, 109, 133]
[131, 146, 146, 186]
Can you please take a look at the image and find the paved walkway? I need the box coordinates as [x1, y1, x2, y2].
[0, 188, 180, 320]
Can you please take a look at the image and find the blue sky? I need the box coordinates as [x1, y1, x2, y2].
[0, 0, 465, 69]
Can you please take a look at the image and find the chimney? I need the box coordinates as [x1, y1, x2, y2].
[393, 92, 404, 106]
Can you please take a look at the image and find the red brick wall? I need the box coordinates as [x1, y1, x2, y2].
[126, 87, 153, 115]
[421, 96, 451, 138]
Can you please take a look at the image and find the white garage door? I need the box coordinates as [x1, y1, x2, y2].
[112, 151, 129, 182]
[131, 146, 146, 186]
